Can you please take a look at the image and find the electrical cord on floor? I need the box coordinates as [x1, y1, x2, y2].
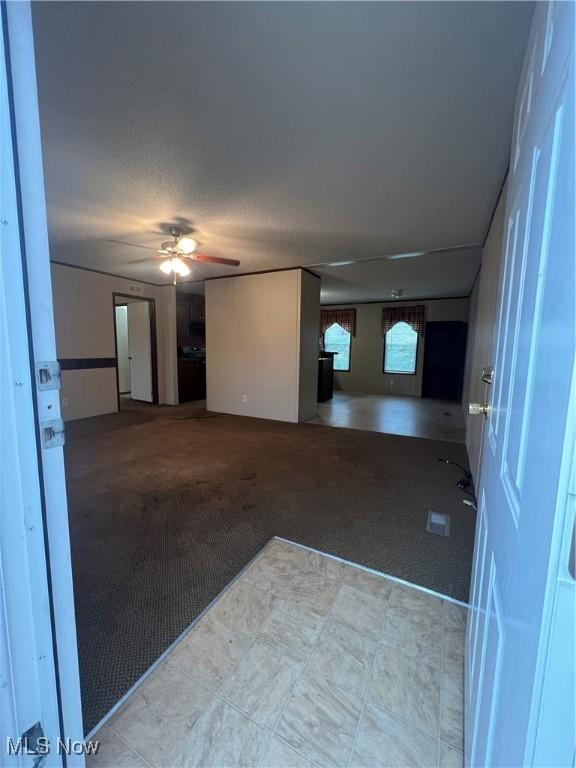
[438, 456, 477, 506]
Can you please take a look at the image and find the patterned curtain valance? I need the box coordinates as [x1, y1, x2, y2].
[320, 308, 357, 337]
[382, 305, 425, 337]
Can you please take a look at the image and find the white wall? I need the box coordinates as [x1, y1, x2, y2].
[464, 183, 507, 481]
[51, 263, 177, 420]
[461, 276, 480, 417]
[115, 305, 130, 394]
[324, 298, 470, 396]
[205, 269, 320, 423]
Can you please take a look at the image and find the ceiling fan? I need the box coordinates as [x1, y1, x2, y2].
[109, 227, 240, 284]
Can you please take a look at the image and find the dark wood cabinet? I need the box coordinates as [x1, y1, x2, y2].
[422, 321, 468, 400]
[176, 294, 205, 334]
[176, 303, 189, 335]
[177, 358, 206, 402]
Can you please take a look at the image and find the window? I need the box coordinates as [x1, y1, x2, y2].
[384, 321, 418, 374]
[324, 322, 351, 371]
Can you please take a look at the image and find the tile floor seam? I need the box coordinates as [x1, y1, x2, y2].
[260, 661, 307, 765]
[167, 631, 258, 698]
[163, 666, 280, 766]
[346, 628, 381, 768]
[104, 720, 155, 768]
[163, 657, 226, 697]
[256, 667, 308, 768]
[367, 699, 443, 748]
[215, 641, 305, 731]
[345, 587, 393, 768]
[270, 734, 325, 768]
[302, 666, 366, 701]
[266, 577, 345, 766]
[211, 613, 254, 644]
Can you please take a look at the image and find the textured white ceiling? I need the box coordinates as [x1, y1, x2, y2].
[32, 1, 532, 302]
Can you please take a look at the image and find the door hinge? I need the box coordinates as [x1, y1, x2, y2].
[36, 361, 61, 391]
[481, 366, 494, 385]
[41, 418, 65, 448]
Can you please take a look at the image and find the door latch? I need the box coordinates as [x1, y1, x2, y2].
[40, 418, 65, 448]
[36, 361, 61, 391]
[469, 402, 491, 416]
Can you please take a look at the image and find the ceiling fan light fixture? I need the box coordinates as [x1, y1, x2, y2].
[177, 236, 197, 255]
[159, 257, 190, 277]
[172, 257, 191, 276]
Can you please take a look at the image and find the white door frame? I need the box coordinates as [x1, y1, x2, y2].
[112, 293, 158, 405]
[2, 1, 84, 763]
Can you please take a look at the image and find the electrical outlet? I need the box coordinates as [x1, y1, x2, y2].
[241, 394, 247, 403]
[61, 397, 69, 406]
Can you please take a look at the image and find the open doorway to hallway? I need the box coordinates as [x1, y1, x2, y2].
[113, 293, 159, 407]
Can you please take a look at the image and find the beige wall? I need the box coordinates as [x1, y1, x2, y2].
[464, 183, 507, 481]
[205, 269, 320, 423]
[325, 298, 470, 396]
[51, 263, 177, 420]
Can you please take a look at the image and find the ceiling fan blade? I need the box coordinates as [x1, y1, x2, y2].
[107, 239, 159, 251]
[188, 253, 240, 267]
[127, 257, 160, 264]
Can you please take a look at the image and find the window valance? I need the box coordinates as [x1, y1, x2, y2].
[320, 308, 356, 337]
[381, 305, 425, 337]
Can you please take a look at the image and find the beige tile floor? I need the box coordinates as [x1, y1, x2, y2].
[89, 539, 466, 768]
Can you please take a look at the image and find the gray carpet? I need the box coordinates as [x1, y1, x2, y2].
[64, 407, 475, 732]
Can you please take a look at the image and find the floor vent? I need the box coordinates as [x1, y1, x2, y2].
[426, 510, 451, 537]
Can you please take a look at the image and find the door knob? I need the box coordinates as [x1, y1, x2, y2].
[469, 402, 491, 416]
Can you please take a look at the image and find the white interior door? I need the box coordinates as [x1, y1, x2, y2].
[115, 305, 131, 394]
[127, 301, 153, 402]
[466, 3, 574, 767]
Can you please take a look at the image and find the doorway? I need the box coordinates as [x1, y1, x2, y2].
[113, 293, 159, 407]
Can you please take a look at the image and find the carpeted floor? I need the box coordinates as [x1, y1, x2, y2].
[64, 405, 475, 732]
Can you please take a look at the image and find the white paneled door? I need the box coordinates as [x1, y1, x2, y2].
[466, 3, 574, 767]
[127, 301, 154, 403]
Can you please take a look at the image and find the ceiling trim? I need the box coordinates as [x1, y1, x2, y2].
[322, 294, 471, 307]
[204, 266, 321, 282]
[50, 259, 170, 288]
